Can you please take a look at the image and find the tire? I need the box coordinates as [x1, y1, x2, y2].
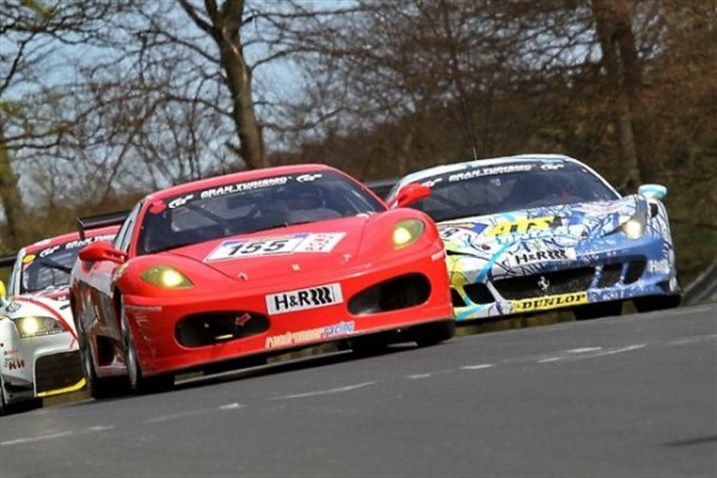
[80, 334, 127, 400]
[0, 377, 7, 416]
[573, 301, 623, 321]
[634, 294, 682, 313]
[350, 333, 392, 356]
[120, 303, 174, 394]
[413, 320, 456, 347]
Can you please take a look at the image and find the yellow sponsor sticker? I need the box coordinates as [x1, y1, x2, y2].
[512, 291, 588, 312]
[22, 254, 36, 264]
[486, 216, 556, 236]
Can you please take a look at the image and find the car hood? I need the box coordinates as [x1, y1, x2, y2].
[158, 215, 371, 282]
[439, 196, 643, 254]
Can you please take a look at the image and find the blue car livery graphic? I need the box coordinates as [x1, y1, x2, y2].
[388, 154, 681, 321]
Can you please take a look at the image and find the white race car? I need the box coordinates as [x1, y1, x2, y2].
[0, 227, 117, 414]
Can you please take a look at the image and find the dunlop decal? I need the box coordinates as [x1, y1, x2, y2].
[512, 292, 588, 312]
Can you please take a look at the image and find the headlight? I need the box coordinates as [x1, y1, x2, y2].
[140, 265, 192, 288]
[620, 217, 646, 239]
[14, 316, 65, 338]
[392, 219, 426, 249]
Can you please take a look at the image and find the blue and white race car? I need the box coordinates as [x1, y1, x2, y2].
[386, 154, 681, 321]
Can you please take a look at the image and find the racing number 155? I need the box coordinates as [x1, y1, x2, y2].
[228, 238, 291, 256]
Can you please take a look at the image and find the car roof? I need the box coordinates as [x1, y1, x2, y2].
[396, 154, 579, 187]
[143, 164, 339, 203]
[23, 225, 119, 255]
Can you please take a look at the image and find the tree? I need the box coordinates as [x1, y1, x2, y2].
[177, 0, 266, 169]
[282, 0, 598, 178]
[591, 0, 646, 188]
[0, 0, 118, 248]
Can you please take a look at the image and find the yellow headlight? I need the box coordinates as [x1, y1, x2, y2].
[19, 316, 40, 336]
[140, 265, 193, 288]
[621, 218, 645, 240]
[392, 219, 426, 249]
[14, 316, 64, 338]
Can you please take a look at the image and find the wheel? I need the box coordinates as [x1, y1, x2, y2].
[120, 303, 173, 394]
[80, 334, 127, 400]
[634, 294, 682, 313]
[350, 333, 392, 356]
[573, 301, 623, 321]
[0, 377, 7, 416]
[413, 320, 456, 347]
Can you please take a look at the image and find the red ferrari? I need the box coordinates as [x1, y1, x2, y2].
[70, 164, 454, 397]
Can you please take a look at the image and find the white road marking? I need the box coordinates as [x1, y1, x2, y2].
[669, 334, 717, 346]
[87, 425, 115, 432]
[585, 344, 646, 358]
[538, 347, 602, 363]
[271, 381, 376, 400]
[1, 424, 115, 447]
[144, 409, 216, 423]
[407, 373, 432, 379]
[460, 364, 495, 370]
[538, 344, 646, 363]
[538, 357, 564, 363]
[1, 431, 74, 447]
[140, 404, 244, 424]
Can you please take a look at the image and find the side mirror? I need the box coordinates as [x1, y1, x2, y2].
[638, 184, 667, 200]
[0, 280, 7, 307]
[78, 241, 127, 265]
[387, 183, 432, 209]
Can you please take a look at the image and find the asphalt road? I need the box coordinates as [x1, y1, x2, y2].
[1, 303, 715, 478]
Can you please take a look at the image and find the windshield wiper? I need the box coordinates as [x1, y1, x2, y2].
[245, 220, 318, 235]
[37, 257, 73, 274]
[150, 241, 198, 254]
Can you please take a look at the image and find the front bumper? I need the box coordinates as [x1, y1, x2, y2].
[123, 246, 452, 375]
[449, 234, 680, 321]
[0, 330, 84, 404]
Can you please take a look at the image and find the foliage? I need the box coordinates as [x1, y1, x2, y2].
[0, 0, 714, 284]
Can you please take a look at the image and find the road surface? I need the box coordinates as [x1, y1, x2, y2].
[1, 303, 715, 477]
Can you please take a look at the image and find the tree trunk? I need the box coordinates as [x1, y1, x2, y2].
[612, 1, 656, 184]
[396, 130, 414, 176]
[0, 120, 26, 249]
[591, 0, 650, 190]
[213, 0, 267, 170]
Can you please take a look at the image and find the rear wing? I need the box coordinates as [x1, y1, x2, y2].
[0, 254, 17, 269]
[365, 178, 398, 200]
[77, 210, 129, 240]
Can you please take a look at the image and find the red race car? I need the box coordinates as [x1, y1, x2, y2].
[70, 164, 454, 397]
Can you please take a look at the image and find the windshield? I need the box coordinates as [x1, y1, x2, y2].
[20, 247, 77, 293]
[406, 162, 618, 222]
[138, 170, 384, 255]
[19, 234, 117, 294]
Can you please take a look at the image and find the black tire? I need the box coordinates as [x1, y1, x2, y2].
[121, 303, 174, 394]
[80, 333, 127, 400]
[413, 320, 456, 347]
[0, 377, 7, 416]
[350, 333, 392, 356]
[634, 294, 682, 313]
[573, 301, 623, 321]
